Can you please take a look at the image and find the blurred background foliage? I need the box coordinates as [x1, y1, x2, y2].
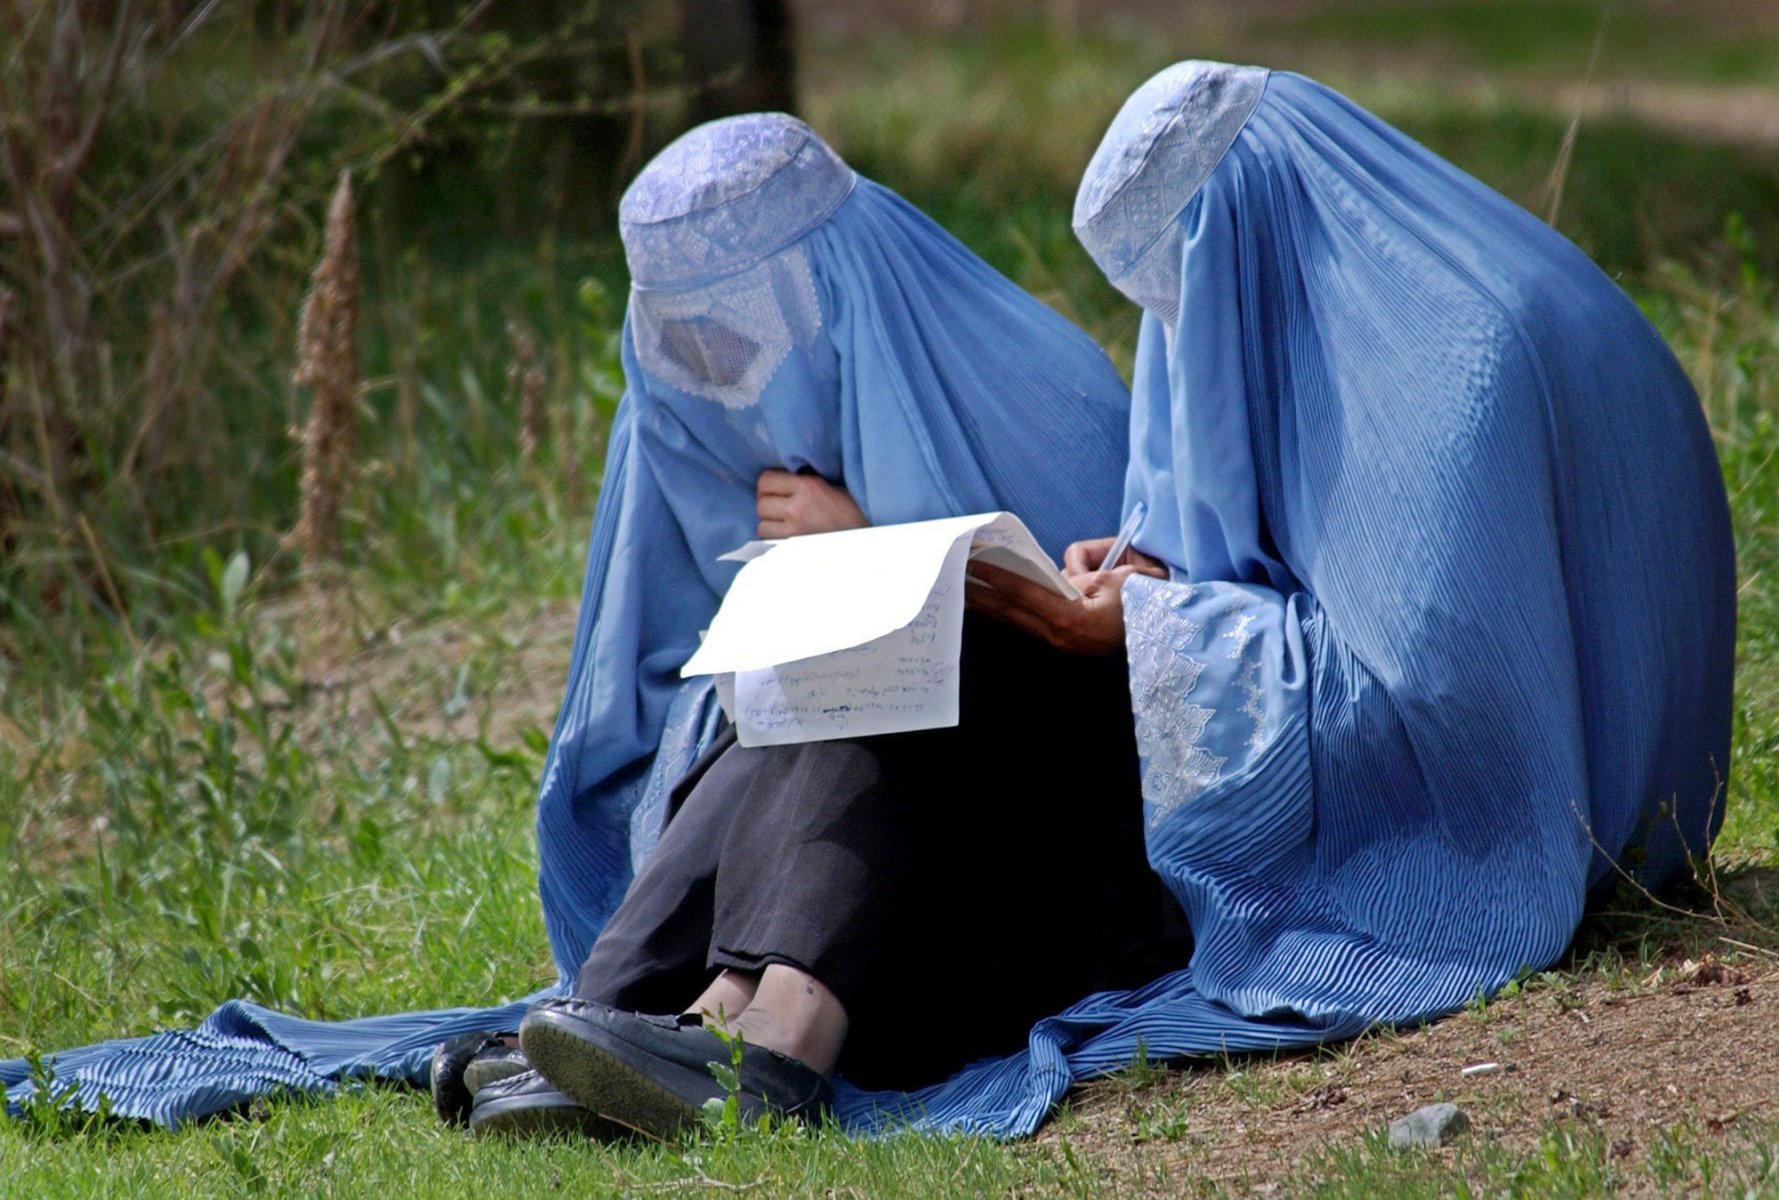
[0, 0, 792, 664]
[1, 0, 1775, 672]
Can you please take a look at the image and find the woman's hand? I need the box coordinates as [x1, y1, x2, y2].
[1063, 536, 1167, 578]
[967, 563, 1138, 655]
[755, 469, 869, 539]
[968, 537, 1166, 655]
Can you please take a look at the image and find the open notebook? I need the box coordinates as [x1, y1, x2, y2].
[680, 512, 1076, 746]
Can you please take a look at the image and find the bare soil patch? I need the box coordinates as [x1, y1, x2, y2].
[1545, 79, 1779, 149]
[1046, 957, 1779, 1194]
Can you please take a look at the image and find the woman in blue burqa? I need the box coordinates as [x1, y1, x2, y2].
[3, 115, 1189, 1136]
[950, 60, 1735, 1134]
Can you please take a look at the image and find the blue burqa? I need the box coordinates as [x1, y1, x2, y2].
[844, 62, 1733, 1134]
[0, 115, 1134, 1129]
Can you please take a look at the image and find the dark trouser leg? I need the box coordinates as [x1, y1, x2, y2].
[572, 728, 741, 1015]
[704, 736, 914, 1017]
[573, 727, 907, 1017]
[574, 616, 1187, 1090]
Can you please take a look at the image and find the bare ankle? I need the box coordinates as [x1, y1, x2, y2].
[727, 965, 848, 1076]
[731, 1008, 815, 1067]
[685, 969, 759, 1029]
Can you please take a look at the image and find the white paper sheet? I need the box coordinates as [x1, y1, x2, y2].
[727, 535, 971, 745]
[680, 511, 1075, 746]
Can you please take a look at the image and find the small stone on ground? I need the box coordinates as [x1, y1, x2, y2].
[1387, 1102, 1470, 1150]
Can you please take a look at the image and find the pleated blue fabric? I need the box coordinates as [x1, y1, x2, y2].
[831, 61, 1734, 1135]
[0, 999, 542, 1130]
[2, 114, 1134, 1129]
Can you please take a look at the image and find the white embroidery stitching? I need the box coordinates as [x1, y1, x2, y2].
[1222, 610, 1256, 660]
[1126, 579, 1226, 826]
[621, 114, 855, 290]
[1074, 61, 1268, 326]
[1236, 655, 1268, 751]
[629, 247, 822, 410]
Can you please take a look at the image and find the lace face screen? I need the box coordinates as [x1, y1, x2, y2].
[629, 246, 824, 411]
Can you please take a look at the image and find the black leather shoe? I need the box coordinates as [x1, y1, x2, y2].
[432, 1031, 511, 1127]
[468, 1068, 625, 1139]
[432, 1031, 532, 1126]
[519, 998, 833, 1140]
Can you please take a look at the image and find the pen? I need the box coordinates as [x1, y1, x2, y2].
[1098, 501, 1147, 574]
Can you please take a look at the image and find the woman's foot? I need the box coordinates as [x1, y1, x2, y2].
[519, 998, 832, 1140]
[721, 965, 848, 1075]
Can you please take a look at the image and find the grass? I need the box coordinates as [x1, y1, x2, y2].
[9, 1096, 1779, 1199]
[0, 611, 555, 1046]
[0, 1090, 1088, 1198]
[6, 6, 1779, 1197]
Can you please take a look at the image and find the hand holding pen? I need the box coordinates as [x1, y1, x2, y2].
[971, 502, 1165, 656]
[1060, 502, 1164, 578]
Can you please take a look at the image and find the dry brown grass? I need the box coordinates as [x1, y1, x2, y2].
[290, 171, 363, 569]
[507, 317, 548, 469]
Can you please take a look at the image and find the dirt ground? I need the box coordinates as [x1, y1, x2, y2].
[1047, 957, 1779, 1194]
[1545, 79, 1779, 148]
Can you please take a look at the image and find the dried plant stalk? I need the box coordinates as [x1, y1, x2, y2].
[290, 171, 361, 564]
[0, 285, 17, 551]
[553, 369, 583, 511]
[506, 317, 547, 467]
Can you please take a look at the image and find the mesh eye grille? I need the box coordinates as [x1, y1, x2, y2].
[657, 318, 762, 387]
[628, 245, 822, 410]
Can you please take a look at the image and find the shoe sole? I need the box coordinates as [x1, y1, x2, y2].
[469, 1089, 620, 1140]
[521, 1008, 734, 1141]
